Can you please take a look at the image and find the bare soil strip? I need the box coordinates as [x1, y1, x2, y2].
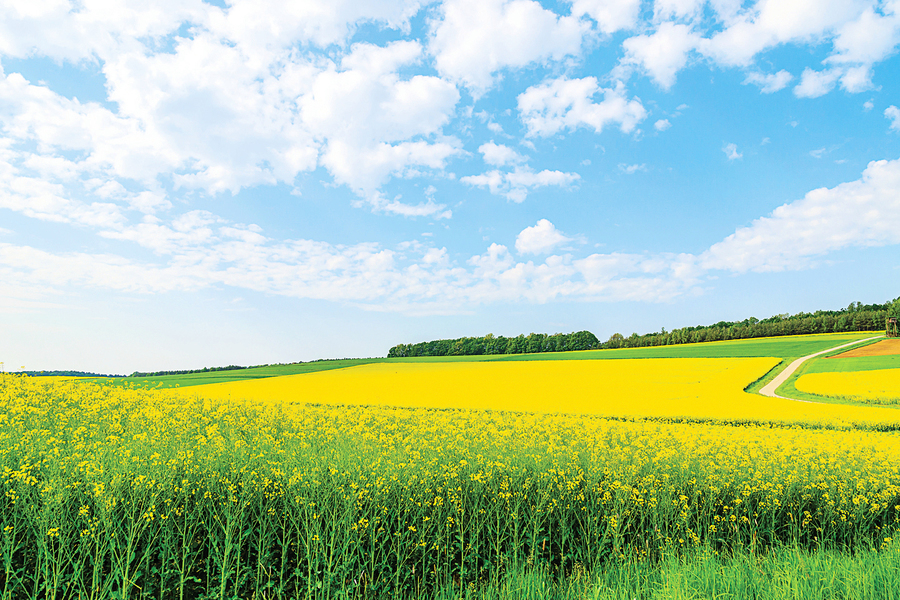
[758, 336, 883, 401]
[827, 338, 900, 358]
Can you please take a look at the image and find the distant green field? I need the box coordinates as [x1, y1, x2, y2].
[84, 359, 386, 389]
[76, 331, 881, 389]
[803, 354, 900, 374]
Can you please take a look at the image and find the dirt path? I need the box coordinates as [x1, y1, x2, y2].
[758, 336, 884, 400]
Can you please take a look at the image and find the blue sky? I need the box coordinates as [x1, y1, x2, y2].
[1, 0, 900, 373]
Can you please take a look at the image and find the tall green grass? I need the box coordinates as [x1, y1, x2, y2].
[436, 545, 900, 600]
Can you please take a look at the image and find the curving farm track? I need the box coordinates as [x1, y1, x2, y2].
[758, 335, 883, 400]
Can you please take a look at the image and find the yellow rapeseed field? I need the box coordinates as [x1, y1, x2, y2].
[796, 368, 900, 404]
[3, 372, 900, 597]
[174, 358, 900, 428]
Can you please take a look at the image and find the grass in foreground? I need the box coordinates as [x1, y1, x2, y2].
[436, 545, 900, 600]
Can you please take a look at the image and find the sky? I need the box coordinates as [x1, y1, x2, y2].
[1, 0, 900, 374]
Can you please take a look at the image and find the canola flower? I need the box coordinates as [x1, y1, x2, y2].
[796, 368, 900, 405]
[177, 358, 900, 429]
[2, 373, 900, 599]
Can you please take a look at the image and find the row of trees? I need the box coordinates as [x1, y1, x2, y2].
[387, 331, 601, 357]
[605, 300, 900, 349]
[390, 299, 900, 357]
[23, 370, 124, 378]
[129, 364, 248, 377]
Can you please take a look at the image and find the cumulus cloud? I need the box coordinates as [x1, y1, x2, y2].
[0, 0, 206, 62]
[515, 219, 572, 254]
[701, 158, 900, 273]
[600, 0, 899, 98]
[618, 163, 647, 174]
[794, 68, 841, 98]
[461, 167, 580, 202]
[887, 105, 900, 131]
[478, 142, 527, 166]
[654, 119, 671, 131]
[0, 16, 463, 216]
[701, 0, 863, 68]
[517, 77, 646, 137]
[743, 70, 793, 93]
[620, 22, 699, 90]
[653, 0, 706, 21]
[5, 158, 900, 313]
[571, 0, 641, 34]
[825, 6, 900, 67]
[207, 0, 427, 50]
[722, 143, 742, 160]
[429, 0, 587, 95]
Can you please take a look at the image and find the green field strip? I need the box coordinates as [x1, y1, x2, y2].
[78, 331, 881, 389]
[83, 358, 388, 388]
[803, 354, 900, 374]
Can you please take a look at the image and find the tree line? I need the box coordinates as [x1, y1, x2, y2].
[608, 299, 899, 349]
[389, 299, 900, 357]
[129, 364, 249, 377]
[23, 370, 124, 378]
[387, 331, 601, 357]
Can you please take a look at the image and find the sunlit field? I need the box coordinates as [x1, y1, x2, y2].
[176, 356, 900, 429]
[796, 369, 900, 405]
[4, 332, 900, 598]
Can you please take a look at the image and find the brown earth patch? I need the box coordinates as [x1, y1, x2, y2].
[827, 338, 900, 358]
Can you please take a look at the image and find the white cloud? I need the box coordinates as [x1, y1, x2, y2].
[297, 41, 463, 199]
[654, 118, 671, 131]
[0, 0, 206, 62]
[378, 196, 453, 219]
[429, 0, 587, 95]
[0, 8, 465, 216]
[839, 65, 873, 93]
[6, 158, 900, 313]
[478, 142, 527, 166]
[794, 68, 841, 98]
[887, 106, 900, 131]
[701, 0, 863, 68]
[863, 99, 874, 111]
[654, 0, 706, 21]
[618, 163, 647, 174]
[461, 167, 580, 202]
[809, 147, 826, 159]
[207, 0, 427, 50]
[515, 219, 572, 254]
[701, 158, 900, 273]
[826, 7, 900, 66]
[571, 0, 641, 34]
[743, 70, 793, 93]
[517, 77, 646, 137]
[620, 22, 699, 90]
[723, 143, 742, 160]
